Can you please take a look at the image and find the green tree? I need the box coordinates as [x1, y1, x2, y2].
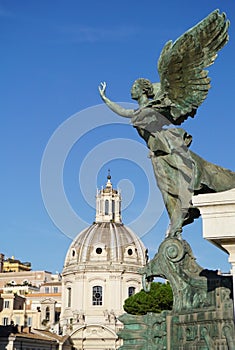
[124, 282, 173, 315]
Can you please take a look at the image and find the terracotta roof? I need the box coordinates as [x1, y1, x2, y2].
[27, 293, 61, 298]
[41, 281, 61, 286]
[33, 329, 67, 341]
[13, 332, 57, 342]
[0, 326, 66, 343]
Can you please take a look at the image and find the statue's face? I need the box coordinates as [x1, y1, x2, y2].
[131, 82, 142, 100]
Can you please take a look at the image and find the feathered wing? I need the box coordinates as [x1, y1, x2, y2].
[156, 9, 229, 124]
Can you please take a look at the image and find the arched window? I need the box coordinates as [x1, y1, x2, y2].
[45, 306, 50, 321]
[67, 287, 71, 307]
[112, 200, 115, 220]
[128, 286, 135, 297]
[92, 286, 102, 305]
[105, 200, 109, 215]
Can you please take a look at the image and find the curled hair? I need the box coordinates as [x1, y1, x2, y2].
[134, 78, 154, 98]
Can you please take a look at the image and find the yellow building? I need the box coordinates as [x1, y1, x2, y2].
[3, 256, 31, 273]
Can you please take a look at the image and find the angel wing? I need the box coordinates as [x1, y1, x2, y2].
[156, 9, 229, 125]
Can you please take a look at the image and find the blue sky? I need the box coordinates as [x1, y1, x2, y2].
[1, 1, 235, 273]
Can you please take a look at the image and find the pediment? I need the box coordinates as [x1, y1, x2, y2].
[41, 297, 56, 304]
[71, 324, 117, 340]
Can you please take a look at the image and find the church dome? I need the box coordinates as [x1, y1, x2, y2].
[63, 173, 146, 273]
[61, 172, 146, 341]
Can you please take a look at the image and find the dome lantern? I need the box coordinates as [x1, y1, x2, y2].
[95, 171, 121, 223]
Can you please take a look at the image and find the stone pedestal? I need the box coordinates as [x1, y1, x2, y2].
[119, 238, 235, 349]
[193, 188, 235, 311]
[118, 189, 235, 349]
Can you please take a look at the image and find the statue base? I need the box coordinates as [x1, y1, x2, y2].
[118, 238, 235, 349]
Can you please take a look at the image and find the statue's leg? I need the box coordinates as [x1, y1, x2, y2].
[162, 181, 195, 237]
[165, 196, 185, 237]
[150, 153, 193, 237]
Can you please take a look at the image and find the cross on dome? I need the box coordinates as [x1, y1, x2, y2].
[105, 169, 112, 189]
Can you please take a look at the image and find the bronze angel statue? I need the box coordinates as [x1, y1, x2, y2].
[99, 10, 235, 238]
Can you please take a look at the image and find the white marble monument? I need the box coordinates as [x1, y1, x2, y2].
[193, 188, 235, 309]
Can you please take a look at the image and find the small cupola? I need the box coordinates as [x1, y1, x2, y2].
[95, 170, 121, 223]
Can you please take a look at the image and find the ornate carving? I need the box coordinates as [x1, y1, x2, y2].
[118, 312, 167, 350]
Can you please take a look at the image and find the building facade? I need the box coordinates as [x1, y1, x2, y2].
[2, 256, 31, 273]
[0, 270, 61, 330]
[60, 174, 147, 349]
[0, 174, 146, 349]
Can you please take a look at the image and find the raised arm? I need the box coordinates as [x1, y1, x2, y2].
[98, 82, 134, 118]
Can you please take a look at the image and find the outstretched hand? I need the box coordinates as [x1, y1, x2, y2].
[99, 81, 107, 98]
[98, 80, 133, 118]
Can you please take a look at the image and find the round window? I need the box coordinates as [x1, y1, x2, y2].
[127, 248, 133, 256]
[96, 247, 102, 254]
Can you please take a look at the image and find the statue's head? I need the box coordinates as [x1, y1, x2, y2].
[131, 78, 154, 100]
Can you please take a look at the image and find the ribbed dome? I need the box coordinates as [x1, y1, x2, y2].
[63, 173, 146, 273]
[64, 222, 146, 269]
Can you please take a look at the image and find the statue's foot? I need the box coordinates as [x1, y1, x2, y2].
[165, 226, 182, 239]
[174, 231, 182, 239]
